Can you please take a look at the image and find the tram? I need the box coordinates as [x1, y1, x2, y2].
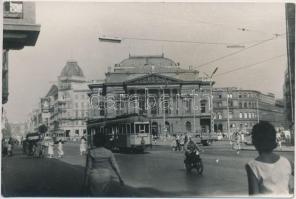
[87, 114, 152, 152]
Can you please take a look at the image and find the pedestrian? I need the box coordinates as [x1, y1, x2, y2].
[57, 140, 64, 158]
[276, 131, 282, 151]
[48, 139, 54, 158]
[180, 134, 185, 151]
[7, 138, 13, 157]
[175, 134, 181, 151]
[80, 136, 87, 156]
[171, 136, 177, 151]
[245, 121, 294, 196]
[83, 133, 124, 196]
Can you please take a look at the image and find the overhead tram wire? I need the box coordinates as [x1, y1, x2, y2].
[214, 53, 286, 77]
[195, 35, 285, 69]
[122, 36, 240, 46]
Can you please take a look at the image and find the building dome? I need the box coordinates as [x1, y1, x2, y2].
[60, 60, 84, 77]
[118, 54, 177, 68]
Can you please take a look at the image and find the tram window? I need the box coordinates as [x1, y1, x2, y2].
[145, 124, 149, 133]
[123, 125, 126, 134]
[127, 124, 130, 134]
[131, 124, 134, 134]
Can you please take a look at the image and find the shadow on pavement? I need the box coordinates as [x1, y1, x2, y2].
[2, 149, 180, 197]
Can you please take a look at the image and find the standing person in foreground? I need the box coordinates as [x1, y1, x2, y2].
[84, 133, 124, 196]
[80, 136, 87, 156]
[245, 121, 294, 196]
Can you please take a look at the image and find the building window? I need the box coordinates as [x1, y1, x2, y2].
[185, 121, 192, 132]
[244, 113, 248, 118]
[239, 113, 243, 118]
[229, 111, 233, 119]
[218, 112, 222, 119]
[239, 102, 242, 108]
[219, 95, 222, 99]
[4, 2, 23, 18]
[200, 100, 206, 113]
[81, 111, 84, 118]
[75, 130, 79, 135]
[81, 102, 84, 109]
[185, 99, 192, 113]
[248, 113, 252, 118]
[244, 102, 248, 108]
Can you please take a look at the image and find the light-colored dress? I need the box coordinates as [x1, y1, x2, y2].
[247, 156, 292, 196]
[58, 142, 64, 156]
[87, 147, 121, 195]
[48, 142, 54, 156]
[80, 139, 87, 154]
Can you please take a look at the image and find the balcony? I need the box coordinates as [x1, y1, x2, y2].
[3, 2, 40, 50]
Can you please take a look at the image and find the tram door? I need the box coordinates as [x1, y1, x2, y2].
[151, 122, 158, 137]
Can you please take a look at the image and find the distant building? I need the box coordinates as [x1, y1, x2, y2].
[88, 54, 212, 136]
[43, 60, 90, 139]
[212, 87, 287, 135]
[9, 122, 27, 138]
[3, 2, 40, 104]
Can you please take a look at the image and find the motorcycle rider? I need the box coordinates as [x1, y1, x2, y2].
[184, 136, 201, 163]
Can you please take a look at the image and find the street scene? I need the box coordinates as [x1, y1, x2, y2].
[2, 1, 295, 198]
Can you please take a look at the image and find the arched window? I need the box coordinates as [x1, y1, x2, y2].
[185, 121, 192, 132]
[218, 112, 222, 119]
[165, 121, 170, 134]
[244, 102, 248, 108]
[239, 102, 242, 108]
[239, 113, 243, 118]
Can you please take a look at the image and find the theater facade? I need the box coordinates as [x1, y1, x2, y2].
[88, 54, 213, 136]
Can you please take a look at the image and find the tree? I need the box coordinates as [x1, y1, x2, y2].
[38, 124, 48, 134]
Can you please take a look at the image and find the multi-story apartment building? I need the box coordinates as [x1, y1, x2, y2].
[44, 60, 90, 139]
[213, 87, 287, 135]
[88, 54, 212, 136]
[3, 1, 40, 104]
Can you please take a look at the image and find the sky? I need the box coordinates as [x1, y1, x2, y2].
[5, 2, 287, 123]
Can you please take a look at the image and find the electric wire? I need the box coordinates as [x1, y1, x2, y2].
[195, 35, 284, 68]
[214, 53, 286, 77]
[123, 36, 239, 46]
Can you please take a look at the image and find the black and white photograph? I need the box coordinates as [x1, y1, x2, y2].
[2, 1, 295, 197]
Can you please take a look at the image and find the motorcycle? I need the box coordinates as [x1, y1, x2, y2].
[184, 150, 203, 175]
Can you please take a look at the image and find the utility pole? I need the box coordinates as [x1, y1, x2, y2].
[227, 94, 230, 139]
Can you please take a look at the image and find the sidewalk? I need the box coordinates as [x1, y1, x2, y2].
[153, 138, 294, 152]
[241, 144, 294, 152]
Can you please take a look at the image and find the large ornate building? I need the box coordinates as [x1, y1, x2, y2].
[88, 54, 213, 136]
[39, 60, 90, 139]
[213, 87, 287, 135]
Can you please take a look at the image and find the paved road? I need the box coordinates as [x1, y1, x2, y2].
[2, 142, 294, 197]
[61, 141, 294, 197]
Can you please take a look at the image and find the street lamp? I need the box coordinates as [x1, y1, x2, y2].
[204, 67, 218, 133]
[98, 35, 122, 43]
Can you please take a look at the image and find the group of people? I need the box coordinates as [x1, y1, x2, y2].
[46, 139, 64, 158]
[171, 134, 189, 151]
[2, 137, 14, 157]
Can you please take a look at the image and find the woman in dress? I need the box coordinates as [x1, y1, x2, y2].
[84, 133, 124, 196]
[57, 140, 64, 158]
[245, 121, 294, 196]
[48, 139, 54, 158]
[80, 136, 87, 156]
